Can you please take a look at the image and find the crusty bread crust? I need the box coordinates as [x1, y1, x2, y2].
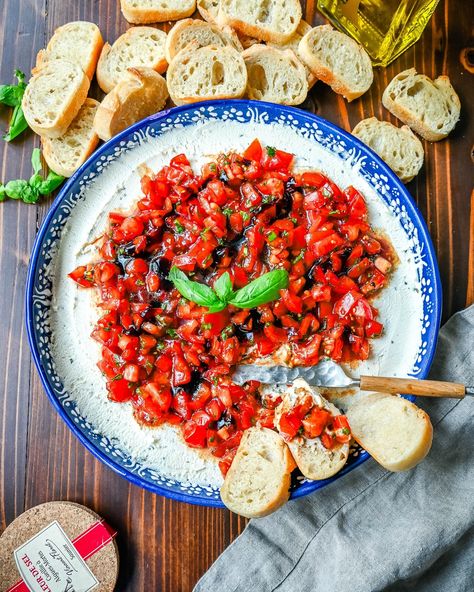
[220, 427, 296, 518]
[93, 67, 169, 142]
[219, 0, 302, 44]
[382, 68, 461, 141]
[22, 59, 90, 139]
[120, 0, 196, 23]
[347, 393, 433, 472]
[298, 24, 373, 101]
[42, 98, 100, 177]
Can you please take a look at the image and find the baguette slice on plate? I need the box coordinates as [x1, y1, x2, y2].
[299, 24, 373, 101]
[274, 379, 350, 480]
[219, 0, 302, 44]
[167, 43, 247, 106]
[243, 45, 308, 105]
[382, 69, 461, 141]
[220, 427, 296, 518]
[352, 117, 424, 183]
[22, 59, 90, 138]
[165, 18, 242, 63]
[120, 0, 196, 23]
[35, 21, 104, 81]
[97, 27, 167, 93]
[347, 393, 433, 472]
[93, 67, 169, 142]
[42, 98, 100, 177]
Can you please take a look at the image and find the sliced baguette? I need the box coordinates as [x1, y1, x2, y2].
[197, 0, 222, 24]
[167, 43, 247, 106]
[275, 379, 350, 480]
[219, 0, 302, 44]
[243, 45, 308, 105]
[352, 118, 424, 183]
[93, 67, 169, 142]
[298, 24, 373, 101]
[22, 59, 90, 139]
[96, 27, 167, 94]
[165, 18, 242, 64]
[220, 427, 296, 518]
[268, 20, 317, 88]
[42, 98, 100, 177]
[347, 393, 433, 472]
[120, 0, 196, 23]
[35, 21, 103, 81]
[382, 68, 461, 141]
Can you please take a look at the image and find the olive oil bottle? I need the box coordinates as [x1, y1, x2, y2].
[317, 0, 441, 66]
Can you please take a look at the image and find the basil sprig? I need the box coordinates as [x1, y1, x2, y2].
[169, 267, 288, 312]
[0, 70, 29, 142]
[0, 148, 65, 204]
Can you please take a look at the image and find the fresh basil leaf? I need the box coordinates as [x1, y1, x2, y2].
[20, 185, 40, 204]
[0, 185, 6, 202]
[206, 301, 228, 313]
[31, 148, 42, 174]
[0, 85, 23, 107]
[38, 170, 65, 195]
[229, 269, 288, 309]
[5, 179, 29, 199]
[29, 173, 43, 188]
[213, 272, 234, 302]
[168, 266, 224, 309]
[14, 70, 26, 87]
[3, 104, 28, 141]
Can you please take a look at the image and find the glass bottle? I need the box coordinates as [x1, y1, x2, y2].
[317, 0, 441, 66]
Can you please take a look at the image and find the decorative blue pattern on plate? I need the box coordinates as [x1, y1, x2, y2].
[26, 100, 442, 507]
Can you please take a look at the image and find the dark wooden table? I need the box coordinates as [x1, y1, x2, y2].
[0, 1, 473, 590]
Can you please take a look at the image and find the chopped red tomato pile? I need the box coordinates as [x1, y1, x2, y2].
[69, 139, 393, 475]
[279, 394, 351, 449]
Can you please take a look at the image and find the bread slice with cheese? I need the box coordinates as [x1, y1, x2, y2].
[347, 393, 433, 471]
[274, 379, 350, 480]
[165, 18, 242, 64]
[35, 21, 103, 81]
[220, 427, 296, 518]
[382, 69, 461, 141]
[268, 20, 317, 88]
[42, 98, 100, 177]
[22, 59, 90, 138]
[120, 0, 196, 23]
[219, 0, 302, 44]
[243, 45, 308, 105]
[96, 27, 167, 93]
[167, 43, 247, 106]
[352, 118, 424, 183]
[93, 67, 168, 142]
[298, 24, 373, 101]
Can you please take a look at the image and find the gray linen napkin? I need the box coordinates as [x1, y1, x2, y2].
[195, 306, 474, 592]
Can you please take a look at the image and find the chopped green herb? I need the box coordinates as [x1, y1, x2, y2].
[201, 322, 212, 331]
[342, 427, 351, 435]
[267, 231, 277, 242]
[241, 211, 251, 222]
[291, 217, 298, 224]
[266, 146, 276, 157]
[209, 163, 217, 172]
[112, 374, 123, 381]
[174, 220, 185, 233]
[292, 250, 305, 264]
[222, 207, 233, 216]
[166, 328, 178, 338]
[262, 194, 274, 204]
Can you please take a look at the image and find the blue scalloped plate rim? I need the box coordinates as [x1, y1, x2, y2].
[25, 100, 442, 507]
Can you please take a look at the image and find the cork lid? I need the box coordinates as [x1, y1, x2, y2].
[0, 501, 119, 592]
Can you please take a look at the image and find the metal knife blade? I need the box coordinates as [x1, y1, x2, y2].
[232, 360, 359, 387]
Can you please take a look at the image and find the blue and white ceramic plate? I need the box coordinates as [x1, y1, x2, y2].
[26, 100, 442, 507]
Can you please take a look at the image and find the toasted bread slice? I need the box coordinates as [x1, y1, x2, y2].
[96, 27, 167, 93]
[197, 0, 222, 23]
[22, 59, 90, 138]
[352, 118, 424, 183]
[220, 427, 296, 518]
[167, 43, 247, 106]
[382, 69, 461, 141]
[274, 379, 350, 481]
[219, 0, 302, 44]
[120, 0, 196, 23]
[268, 20, 317, 88]
[42, 98, 100, 177]
[35, 21, 103, 81]
[347, 393, 433, 472]
[243, 45, 308, 105]
[93, 67, 168, 142]
[165, 18, 242, 63]
[299, 25, 373, 101]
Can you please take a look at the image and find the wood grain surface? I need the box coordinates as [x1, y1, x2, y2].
[0, 1, 473, 590]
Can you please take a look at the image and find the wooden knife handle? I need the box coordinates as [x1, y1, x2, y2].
[359, 376, 466, 398]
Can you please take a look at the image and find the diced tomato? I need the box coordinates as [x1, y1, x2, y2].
[183, 421, 208, 448]
[302, 407, 331, 438]
[243, 138, 263, 162]
[333, 415, 351, 443]
[107, 378, 134, 402]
